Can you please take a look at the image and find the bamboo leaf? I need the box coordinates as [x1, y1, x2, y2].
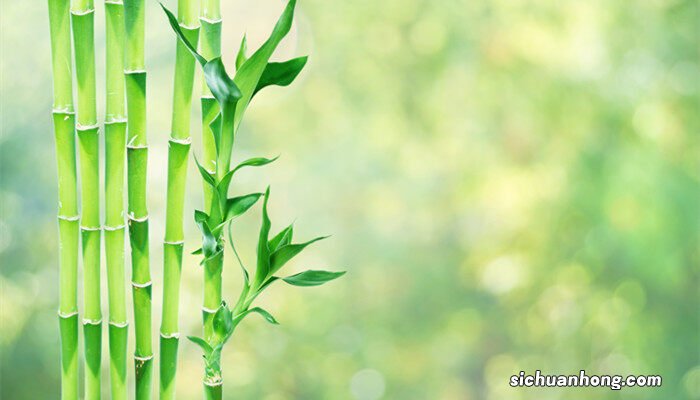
[228, 223, 249, 286]
[232, 307, 279, 326]
[269, 236, 329, 276]
[192, 247, 203, 255]
[235, 35, 247, 70]
[194, 156, 216, 187]
[209, 112, 222, 157]
[232, 155, 279, 174]
[212, 304, 233, 342]
[203, 58, 241, 107]
[195, 211, 218, 257]
[253, 57, 308, 96]
[187, 335, 213, 357]
[283, 270, 346, 287]
[253, 187, 272, 288]
[160, 4, 206, 66]
[226, 193, 264, 221]
[233, 0, 298, 128]
[268, 224, 293, 252]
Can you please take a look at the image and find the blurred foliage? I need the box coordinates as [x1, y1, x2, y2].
[1, 0, 698, 399]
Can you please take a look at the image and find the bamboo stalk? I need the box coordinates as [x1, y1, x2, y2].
[48, 0, 79, 398]
[197, 0, 222, 348]
[70, 0, 102, 398]
[198, 0, 221, 210]
[105, 1, 128, 399]
[124, 0, 152, 398]
[160, 0, 200, 398]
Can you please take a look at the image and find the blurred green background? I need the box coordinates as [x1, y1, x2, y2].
[1, 0, 698, 399]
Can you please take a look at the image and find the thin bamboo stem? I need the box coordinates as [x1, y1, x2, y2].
[105, 1, 128, 398]
[70, 0, 102, 398]
[124, 0, 152, 398]
[49, 0, 79, 397]
[197, 0, 222, 377]
[160, 1, 200, 398]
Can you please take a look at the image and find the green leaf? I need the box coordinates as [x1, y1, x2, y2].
[233, 0, 298, 128]
[209, 112, 222, 157]
[232, 307, 279, 326]
[253, 187, 272, 288]
[161, 4, 207, 66]
[268, 223, 293, 252]
[235, 35, 248, 70]
[187, 335, 213, 356]
[254, 56, 308, 96]
[212, 304, 233, 342]
[203, 58, 242, 107]
[226, 193, 264, 221]
[232, 155, 279, 174]
[192, 247, 203, 255]
[194, 215, 218, 257]
[283, 270, 346, 287]
[194, 156, 216, 188]
[269, 236, 329, 276]
[228, 223, 249, 286]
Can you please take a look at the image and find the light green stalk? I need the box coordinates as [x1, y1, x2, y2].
[105, 1, 128, 399]
[198, 0, 221, 210]
[124, 0, 152, 398]
[160, 1, 200, 399]
[70, 0, 101, 398]
[48, 0, 79, 398]
[197, 0, 222, 350]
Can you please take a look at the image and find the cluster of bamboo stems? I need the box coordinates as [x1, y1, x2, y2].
[48, 0, 343, 399]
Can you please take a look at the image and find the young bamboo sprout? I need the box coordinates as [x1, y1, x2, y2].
[48, 0, 79, 398]
[124, 0, 152, 397]
[71, 0, 102, 398]
[105, 0, 128, 398]
[163, 1, 343, 398]
[160, 0, 200, 398]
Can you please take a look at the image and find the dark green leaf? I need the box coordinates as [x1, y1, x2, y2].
[235, 35, 248, 70]
[283, 270, 346, 287]
[195, 217, 217, 257]
[233, 0, 298, 128]
[268, 224, 293, 252]
[254, 57, 308, 96]
[269, 236, 329, 276]
[160, 4, 207, 66]
[192, 247, 203, 255]
[187, 335, 213, 356]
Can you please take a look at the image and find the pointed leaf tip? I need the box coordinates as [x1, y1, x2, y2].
[282, 270, 346, 287]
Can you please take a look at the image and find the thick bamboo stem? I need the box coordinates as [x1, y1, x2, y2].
[105, 1, 128, 398]
[48, 0, 79, 398]
[71, 0, 102, 398]
[124, 0, 152, 397]
[160, 2, 199, 397]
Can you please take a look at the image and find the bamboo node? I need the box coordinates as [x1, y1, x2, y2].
[132, 281, 152, 288]
[104, 224, 126, 231]
[76, 123, 100, 132]
[80, 225, 102, 231]
[160, 332, 181, 339]
[83, 318, 102, 325]
[70, 8, 95, 16]
[169, 137, 192, 145]
[164, 240, 185, 246]
[128, 214, 148, 223]
[58, 215, 80, 222]
[52, 108, 75, 115]
[200, 16, 223, 24]
[58, 310, 79, 318]
[134, 354, 154, 361]
[124, 69, 147, 75]
[109, 321, 129, 328]
[105, 117, 128, 125]
[201, 306, 218, 314]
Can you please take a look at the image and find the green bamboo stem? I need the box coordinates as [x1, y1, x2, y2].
[204, 382, 222, 400]
[124, 0, 152, 398]
[197, 0, 222, 376]
[198, 0, 221, 209]
[160, 1, 200, 398]
[49, 1, 79, 398]
[105, 1, 128, 399]
[70, 0, 102, 398]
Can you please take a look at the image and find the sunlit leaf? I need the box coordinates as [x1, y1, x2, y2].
[269, 236, 329, 276]
[253, 57, 308, 96]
